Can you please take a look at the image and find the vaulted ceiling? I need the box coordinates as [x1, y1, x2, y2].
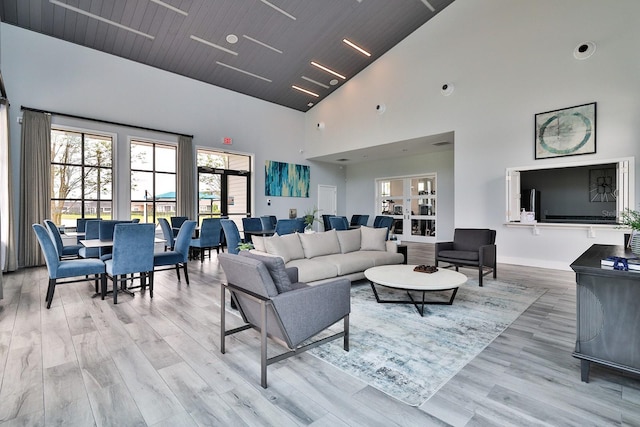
[0, 0, 454, 112]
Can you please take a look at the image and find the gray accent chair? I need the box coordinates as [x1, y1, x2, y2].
[218, 252, 350, 388]
[434, 228, 497, 286]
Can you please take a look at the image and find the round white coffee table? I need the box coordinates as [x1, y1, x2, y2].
[364, 265, 467, 316]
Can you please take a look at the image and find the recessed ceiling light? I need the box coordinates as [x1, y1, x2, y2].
[292, 85, 319, 97]
[329, 79, 339, 86]
[342, 39, 371, 56]
[311, 62, 346, 80]
[226, 34, 238, 44]
[307, 102, 314, 107]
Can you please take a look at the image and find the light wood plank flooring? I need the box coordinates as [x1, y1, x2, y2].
[0, 243, 639, 426]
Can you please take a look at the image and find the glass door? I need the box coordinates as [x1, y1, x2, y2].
[376, 174, 436, 243]
[198, 167, 250, 229]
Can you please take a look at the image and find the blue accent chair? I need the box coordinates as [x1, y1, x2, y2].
[158, 218, 175, 251]
[190, 218, 223, 262]
[221, 219, 242, 255]
[33, 224, 105, 309]
[170, 216, 188, 237]
[275, 218, 304, 235]
[154, 220, 197, 284]
[44, 219, 83, 259]
[328, 216, 349, 231]
[102, 223, 156, 304]
[242, 217, 263, 243]
[79, 220, 101, 259]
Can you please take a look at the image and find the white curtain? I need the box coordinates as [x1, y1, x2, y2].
[177, 135, 195, 219]
[18, 110, 51, 267]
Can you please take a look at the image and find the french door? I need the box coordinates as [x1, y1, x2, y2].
[376, 174, 436, 243]
[197, 166, 250, 227]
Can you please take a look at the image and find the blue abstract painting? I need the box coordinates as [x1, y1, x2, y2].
[265, 160, 310, 197]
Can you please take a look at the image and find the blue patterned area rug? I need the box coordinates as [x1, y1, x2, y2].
[308, 278, 547, 407]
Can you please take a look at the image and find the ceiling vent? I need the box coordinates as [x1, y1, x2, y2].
[336, 158, 350, 162]
[432, 141, 451, 146]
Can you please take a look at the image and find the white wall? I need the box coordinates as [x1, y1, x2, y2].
[1, 24, 345, 227]
[304, 0, 640, 270]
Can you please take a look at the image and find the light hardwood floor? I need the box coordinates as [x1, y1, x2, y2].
[1, 243, 639, 426]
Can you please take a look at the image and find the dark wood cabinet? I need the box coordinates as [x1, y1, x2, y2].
[570, 244, 640, 382]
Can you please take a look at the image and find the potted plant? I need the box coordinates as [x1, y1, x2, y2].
[303, 207, 320, 233]
[620, 209, 640, 254]
[237, 242, 254, 251]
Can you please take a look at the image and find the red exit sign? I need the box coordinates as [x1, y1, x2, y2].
[222, 137, 233, 145]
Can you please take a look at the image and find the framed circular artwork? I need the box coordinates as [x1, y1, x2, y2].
[535, 102, 596, 159]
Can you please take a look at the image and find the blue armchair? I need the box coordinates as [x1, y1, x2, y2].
[190, 218, 223, 262]
[221, 219, 241, 254]
[44, 219, 83, 259]
[154, 220, 197, 284]
[33, 224, 105, 309]
[102, 223, 156, 304]
[158, 218, 175, 251]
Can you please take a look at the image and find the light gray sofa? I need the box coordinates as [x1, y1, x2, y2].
[250, 227, 404, 284]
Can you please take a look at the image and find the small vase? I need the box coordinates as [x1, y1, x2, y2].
[304, 225, 314, 234]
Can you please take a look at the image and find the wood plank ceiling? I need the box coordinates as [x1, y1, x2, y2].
[0, 0, 454, 112]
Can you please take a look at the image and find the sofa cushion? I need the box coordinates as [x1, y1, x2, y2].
[286, 258, 339, 283]
[360, 226, 387, 251]
[336, 229, 361, 253]
[299, 229, 341, 259]
[264, 233, 304, 263]
[361, 250, 405, 266]
[252, 235, 266, 252]
[318, 252, 375, 275]
[239, 251, 293, 293]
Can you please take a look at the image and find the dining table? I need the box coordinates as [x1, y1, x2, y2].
[80, 237, 166, 248]
[243, 228, 276, 238]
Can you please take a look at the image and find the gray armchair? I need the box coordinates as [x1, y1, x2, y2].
[218, 252, 350, 388]
[435, 228, 496, 286]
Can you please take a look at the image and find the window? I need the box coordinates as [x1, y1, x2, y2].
[506, 157, 634, 224]
[50, 129, 113, 227]
[130, 140, 176, 223]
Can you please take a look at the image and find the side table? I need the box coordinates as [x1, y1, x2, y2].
[396, 244, 408, 264]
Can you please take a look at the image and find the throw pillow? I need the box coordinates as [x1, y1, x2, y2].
[279, 233, 305, 260]
[360, 226, 387, 251]
[299, 229, 341, 258]
[252, 235, 266, 252]
[336, 228, 361, 253]
[239, 251, 293, 293]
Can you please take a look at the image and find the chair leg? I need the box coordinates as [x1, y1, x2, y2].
[113, 275, 118, 304]
[149, 272, 154, 298]
[46, 278, 56, 309]
[478, 266, 483, 287]
[175, 264, 181, 281]
[200, 248, 204, 263]
[101, 275, 107, 300]
[183, 263, 190, 285]
[343, 314, 349, 351]
[260, 300, 268, 388]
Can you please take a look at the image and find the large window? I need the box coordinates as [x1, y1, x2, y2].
[131, 140, 177, 223]
[51, 129, 113, 227]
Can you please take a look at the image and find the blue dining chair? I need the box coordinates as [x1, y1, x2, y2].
[242, 217, 263, 243]
[158, 218, 175, 251]
[328, 216, 349, 231]
[44, 219, 83, 259]
[260, 215, 277, 230]
[102, 223, 156, 304]
[221, 219, 241, 255]
[170, 216, 188, 237]
[350, 215, 361, 226]
[357, 215, 369, 226]
[33, 224, 105, 309]
[373, 215, 394, 239]
[79, 220, 101, 259]
[154, 220, 197, 284]
[190, 218, 223, 262]
[274, 218, 305, 235]
[322, 214, 333, 231]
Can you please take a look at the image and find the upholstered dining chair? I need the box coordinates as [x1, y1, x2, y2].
[218, 252, 350, 388]
[158, 218, 175, 251]
[321, 214, 333, 231]
[221, 219, 241, 255]
[328, 216, 349, 231]
[356, 215, 369, 226]
[170, 216, 188, 237]
[242, 217, 263, 243]
[102, 223, 155, 304]
[98, 220, 132, 261]
[44, 219, 83, 259]
[373, 215, 394, 239]
[190, 218, 223, 262]
[154, 220, 197, 284]
[350, 215, 361, 226]
[274, 218, 304, 235]
[260, 215, 277, 231]
[79, 220, 101, 259]
[435, 228, 497, 287]
[33, 224, 105, 309]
